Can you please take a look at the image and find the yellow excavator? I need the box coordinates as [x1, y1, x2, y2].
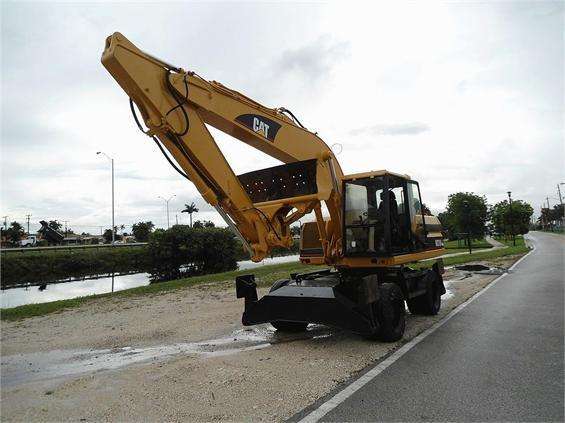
[102, 33, 446, 341]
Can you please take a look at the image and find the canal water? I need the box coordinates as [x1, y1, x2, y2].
[1, 255, 300, 309]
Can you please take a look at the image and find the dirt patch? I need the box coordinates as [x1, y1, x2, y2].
[1, 255, 523, 422]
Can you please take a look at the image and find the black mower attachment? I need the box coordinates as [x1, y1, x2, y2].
[235, 262, 445, 342]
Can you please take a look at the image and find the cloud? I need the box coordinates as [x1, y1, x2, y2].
[274, 36, 350, 81]
[1, 1, 562, 230]
[114, 169, 178, 181]
[350, 122, 430, 136]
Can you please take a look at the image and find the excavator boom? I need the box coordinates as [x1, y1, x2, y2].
[102, 32, 343, 262]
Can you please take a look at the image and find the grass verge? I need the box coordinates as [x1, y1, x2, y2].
[443, 238, 493, 250]
[425, 235, 528, 268]
[1, 237, 530, 322]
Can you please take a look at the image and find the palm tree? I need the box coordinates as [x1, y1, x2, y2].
[181, 202, 199, 227]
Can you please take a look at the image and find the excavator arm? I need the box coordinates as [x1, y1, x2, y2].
[101, 32, 343, 262]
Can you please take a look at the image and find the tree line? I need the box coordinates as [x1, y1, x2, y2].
[437, 192, 534, 241]
[2, 225, 239, 287]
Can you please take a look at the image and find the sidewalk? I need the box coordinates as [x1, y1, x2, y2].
[485, 236, 505, 247]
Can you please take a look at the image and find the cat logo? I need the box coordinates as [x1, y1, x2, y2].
[235, 114, 282, 142]
[252, 117, 270, 138]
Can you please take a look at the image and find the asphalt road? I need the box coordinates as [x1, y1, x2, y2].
[310, 232, 564, 422]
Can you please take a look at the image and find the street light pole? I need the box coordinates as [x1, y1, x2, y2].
[463, 200, 472, 254]
[507, 191, 515, 246]
[158, 195, 176, 229]
[25, 214, 31, 236]
[97, 152, 115, 244]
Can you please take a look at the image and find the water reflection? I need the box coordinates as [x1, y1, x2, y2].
[1, 272, 151, 309]
[1, 255, 300, 309]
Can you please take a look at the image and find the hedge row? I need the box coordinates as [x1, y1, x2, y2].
[1, 247, 148, 287]
[1, 227, 300, 287]
[147, 226, 239, 281]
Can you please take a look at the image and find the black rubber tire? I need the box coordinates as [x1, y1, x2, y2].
[407, 270, 441, 316]
[269, 279, 309, 333]
[372, 283, 406, 342]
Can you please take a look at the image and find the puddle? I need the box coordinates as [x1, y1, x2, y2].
[454, 264, 490, 272]
[1, 324, 334, 388]
[454, 265, 506, 275]
[442, 279, 455, 300]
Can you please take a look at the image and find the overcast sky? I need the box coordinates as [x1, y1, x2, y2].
[1, 1, 563, 234]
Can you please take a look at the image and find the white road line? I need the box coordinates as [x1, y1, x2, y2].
[298, 244, 536, 423]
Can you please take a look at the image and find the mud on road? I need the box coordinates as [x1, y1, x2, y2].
[1, 256, 521, 422]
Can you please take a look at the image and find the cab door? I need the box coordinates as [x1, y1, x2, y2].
[387, 176, 412, 254]
[406, 181, 427, 251]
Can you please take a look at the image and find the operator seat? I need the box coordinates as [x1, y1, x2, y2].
[378, 190, 400, 246]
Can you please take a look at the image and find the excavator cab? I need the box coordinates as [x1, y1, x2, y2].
[300, 171, 444, 265]
[343, 171, 435, 257]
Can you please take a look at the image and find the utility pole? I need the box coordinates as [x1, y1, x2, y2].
[63, 220, 68, 237]
[25, 214, 32, 236]
[175, 214, 179, 225]
[507, 191, 515, 246]
[545, 197, 553, 232]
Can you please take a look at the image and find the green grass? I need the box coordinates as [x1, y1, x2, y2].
[431, 235, 529, 268]
[443, 238, 493, 251]
[1, 237, 531, 322]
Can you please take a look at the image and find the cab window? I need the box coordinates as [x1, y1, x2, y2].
[344, 177, 386, 255]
